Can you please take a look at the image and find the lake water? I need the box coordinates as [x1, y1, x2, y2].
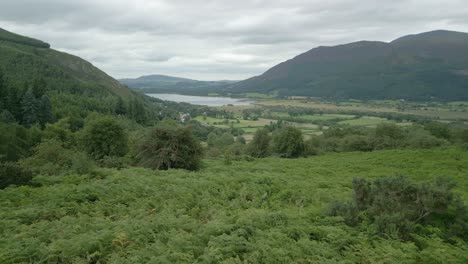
[147, 93, 252, 106]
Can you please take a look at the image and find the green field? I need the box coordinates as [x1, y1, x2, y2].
[271, 113, 356, 121]
[1, 148, 467, 263]
[194, 116, 321, 137]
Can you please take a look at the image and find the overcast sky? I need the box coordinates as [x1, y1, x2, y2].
[1, 0, 468, 80]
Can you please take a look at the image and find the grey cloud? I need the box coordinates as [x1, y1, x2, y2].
[1, 0, 467, 80]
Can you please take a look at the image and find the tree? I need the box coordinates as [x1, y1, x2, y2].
[129, 98, 146, 124]
[38, 94, 53, 127]
[81, 117, 128, 159]
[32, 77, 47, 98]
[21, 88, 38, 127]
[136, 127, 203, 171]
[247, 128, 271, 158]
[273, 126, 305, 158]
[115, 97, 127, 115]
[0, 162, 33, 189]
[207, 132, 234, 149]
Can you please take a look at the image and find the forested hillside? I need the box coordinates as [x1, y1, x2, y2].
[228, 30, 468, 101]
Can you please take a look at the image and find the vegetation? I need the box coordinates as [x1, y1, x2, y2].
[81, 117, 128, 160]
[1, 27, 468, 263]
[0, 162, 33, 189]
[329, 176, 467, 241]
[1, 148, 467, 263]
[136, 127, 203, 171]
[272, 126, 306, 158]
[247, 128, 271, 158]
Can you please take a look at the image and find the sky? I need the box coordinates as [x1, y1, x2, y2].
[1, 0, 468, 81]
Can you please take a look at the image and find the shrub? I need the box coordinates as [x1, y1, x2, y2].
[99, 156, 128, 170]
[207, 132, 235, 150]
[81, 117, 128, 159]
[273, 126, 305, 158]
[328, 176, 468, 241]
[340, 135, 374, 152]
[404, 127, 446, 149]
[19, 140, 94, 175]
[136, 127, 203, 170]
[247, 128, 271, 158]
[0, 162, 33, 189]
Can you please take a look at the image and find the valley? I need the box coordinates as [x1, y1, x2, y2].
[1, 24, 468, 263]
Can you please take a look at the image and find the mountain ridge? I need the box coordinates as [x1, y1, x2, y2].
[227, 30, 468, 101]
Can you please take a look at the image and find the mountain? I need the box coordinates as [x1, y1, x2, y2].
[0, 28, 132, 98]
[0, 28, 158, 124]
[120, 75, 237, 95]
[227, 30, 468, 101]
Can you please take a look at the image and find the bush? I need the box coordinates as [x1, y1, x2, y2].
[19, 140, 94, 175]
[99, 156, 128, 170]
[81, 117, 128, 159]
[0, 162, 33, 189]
[247, 128, 271, 158]
[328, 176, 468, 241]
[273, 126, 305, 158]
[340, 135, 373, 152]
[136, 127, 203, 170]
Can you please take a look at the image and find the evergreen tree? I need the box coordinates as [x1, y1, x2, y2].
[0, 110, 15, 123]
[21, 89, 38, 127]
[115, 97, 127, 115]
[38, 94, 53, 127]
[32, 77, 47, 98]
[129, 98, 146, 124]
[0, 71, 4, 109]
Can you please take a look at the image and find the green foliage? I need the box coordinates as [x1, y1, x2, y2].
[19, 140, 95, 176]
[136, 127, 203, 170]
[21, 88, 38, 127]
[273, 126, 306, 158]
[329, 176, 468, 241]
[0, 162, 33, 189]
[98, 156, 128, 170]
[207, 131, 235, 149]
[0, 122, 39, 161]
[0, 148, 467, 262]
[81, 117, 128, 160]
[247, 128, 271, 158]
[37, 94, 53, 127]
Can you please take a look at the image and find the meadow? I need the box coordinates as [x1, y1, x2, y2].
[1, 148, 467, 263]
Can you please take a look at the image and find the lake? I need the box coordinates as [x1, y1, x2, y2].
[146, 93, 252, 106]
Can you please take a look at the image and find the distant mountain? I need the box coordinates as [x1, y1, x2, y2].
[227, 30, 468, 101]
[120, 75, 237, 95]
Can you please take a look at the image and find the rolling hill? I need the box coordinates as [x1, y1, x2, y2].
[120, 75, 237, 95]
[227, 30, 468, 101]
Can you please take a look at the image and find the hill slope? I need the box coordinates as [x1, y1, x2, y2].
[0, 28, 132, 98]
[120, 74, 237, 95]
[1, 148, 467, 262]
[0, 28, 165, 124]
[228, 30, 468, 101]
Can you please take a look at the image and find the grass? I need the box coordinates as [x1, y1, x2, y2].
[1, 148, 467, 263]
[271, 113, 356, 121]
[338, 116, 390, 126]
[257, 99, 468, 121]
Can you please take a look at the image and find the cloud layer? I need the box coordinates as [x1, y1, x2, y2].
[1, 0, 468, 80]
